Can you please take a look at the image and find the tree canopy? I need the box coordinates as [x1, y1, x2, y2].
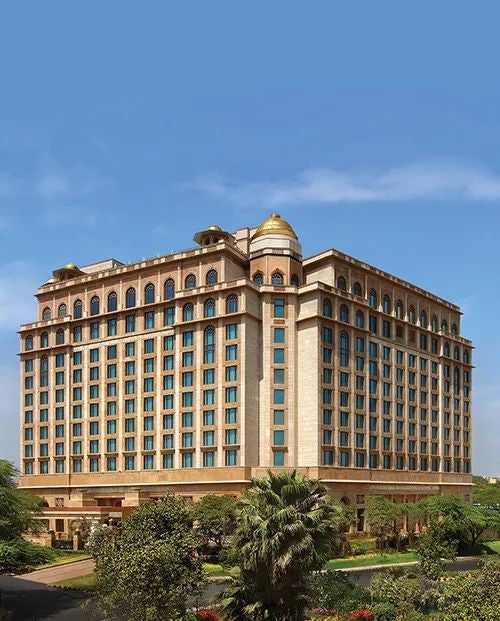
[0, 460, 43, 540]
[194, 494, 237, 548]
[90, 494, 205, 621]
[221, 470, 351, 621]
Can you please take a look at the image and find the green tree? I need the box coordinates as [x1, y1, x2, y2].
[91, 494, 205, 621]
[0, 460, 43, 539]
[194, 494, 237, 548]
[221, 470, 350, 621]
[365, 496, 404, 550]
[473, 476, 500, 507]
[0, 460, 52, 574]
[416, 494, 499, 550]
[417, 524, 456, 580]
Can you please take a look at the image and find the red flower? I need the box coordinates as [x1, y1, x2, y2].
[195, 610, 221, 620]
[351, 609, 374, 620]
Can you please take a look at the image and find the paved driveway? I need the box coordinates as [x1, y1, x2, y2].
[17, 560, 96, 586]
[0, 574, 95, 621]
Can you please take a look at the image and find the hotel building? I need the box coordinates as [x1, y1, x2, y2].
[17, 214, 473, 534]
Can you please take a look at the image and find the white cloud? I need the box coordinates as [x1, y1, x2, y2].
[0, 262, 41, 331]
[191, 162, 500, 207]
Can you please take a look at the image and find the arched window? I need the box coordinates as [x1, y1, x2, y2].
[73, 299, 82, 319]
[340, 331, 349, 367]
[340, 304, 349, 323]
[90, 296, 100, 316]
[356, 310, 365, 329]
[183, 303, 194, 321]
[369, 289, 377, 310]
[463, 350, 470, 364]
[185, 274, 196, 289]
[58, 304, 67, 318]
[25, 335, 33, 351]
[420, 310, 428, 328]
[382, 295, 391, 314]
[144, 283, 155, 304]
[408, 305, 416, 324]
[451, 323, 458, 336]
[204, 326, 215, 364]
[431, 315, 438, 332]
[271, 271, 284, 285]
[204, 298, 216, 318]
[56, 329, 65, 345]
[353, 282, 363, 297]
[323, 298, 332, 318]
[126, 288, 136, 308]
[291, 274, 299, 286]
[164, 279, 175, 300]
[226, 295, 238, 314]
[337, 276, 347, 291]
[395, 300, 404, 320]
[42, 307, 51, 321]
[206, 269, 218, 286]
[40, 332, 49, 348]
[107, 292, 117, 312]
[441, 319, 448, 333]
[444, 342, 450, 357]
[453, 346, 460, 361]
[253, 272, 264, 285]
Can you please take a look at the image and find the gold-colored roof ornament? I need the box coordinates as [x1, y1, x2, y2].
[193, 225, 234, 246]
[252, 213, 298, 240]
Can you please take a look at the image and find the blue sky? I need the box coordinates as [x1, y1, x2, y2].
[0, 2, 499, 474]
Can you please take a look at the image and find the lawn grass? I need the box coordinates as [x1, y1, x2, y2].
[37, 550, 91, 569]
[325, 550, 419, 570]
[54, 572, 98, 590]
[203, 562, 231, 577]
[203, 550, 421, 576]
[483, 539, 500, 554]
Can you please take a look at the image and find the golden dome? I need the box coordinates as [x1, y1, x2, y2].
[206, 225, 222, 232]
[252, 213, 298, 240]
[64, 263, 78, 270]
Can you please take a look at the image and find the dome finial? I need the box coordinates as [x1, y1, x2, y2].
[252, 213, 297, 240]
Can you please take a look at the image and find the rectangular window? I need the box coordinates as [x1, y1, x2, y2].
[274, 327, 285, 343]
[125, 418, 135, 433]
[225, 345, 238, 361]
[225, 408, 237, 424]
[107, 320, 117, 337]
[274, 299, 285, 318]
[225, 323, 238, 340]
[225, 366, 237, 382]
[273, 450, 285, 466]
[274, 410, 285, 425]
[273, 430, 285, 445]
[125, 315, 136, 333]
[203, 451, 215, 467]
[225, 429, 238, 445]
[203, 410, 215, 426]
[144, 311, 155, 330]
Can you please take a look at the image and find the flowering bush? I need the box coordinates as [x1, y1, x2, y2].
[311, 608, 338, 616]
[195, 609, 221, 620]
[351, 609, 374, 620]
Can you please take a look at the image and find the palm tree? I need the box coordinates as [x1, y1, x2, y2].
[221, 470, 350, 621]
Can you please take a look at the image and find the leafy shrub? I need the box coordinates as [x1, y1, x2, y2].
[309, 570, 371, 612]
[435, 558, 500, 620]
[370, 569, 419, 609]
[372, 602, 397, 621]
[217, 546, 239, 569]
[0, 538, 55, 573]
